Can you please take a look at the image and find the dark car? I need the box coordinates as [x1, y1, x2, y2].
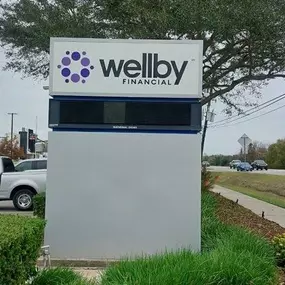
[251, 160, 268, 170]
[237, 162, 253, 172]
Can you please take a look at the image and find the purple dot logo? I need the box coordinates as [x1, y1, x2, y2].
[57, 51, 94, 84]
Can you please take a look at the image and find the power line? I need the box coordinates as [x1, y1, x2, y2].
[209, 103, 285, 129]
[210, 95, 285, 127]
[209, 93, 285, 126]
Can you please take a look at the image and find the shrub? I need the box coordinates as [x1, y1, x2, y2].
[33, 192, 46, 219]
[31, 268, 97, 285]
[201, 169, 219, 191]
[0, 215, 46, 285]
[272, 233, 285, 267]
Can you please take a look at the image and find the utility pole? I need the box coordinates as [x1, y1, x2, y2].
[8, 112, 17, 159]
[201, 100, 211, 156]
[201, 87, 215, 156]
[36, 116, 38, 135]
[243, 137, 247, 162]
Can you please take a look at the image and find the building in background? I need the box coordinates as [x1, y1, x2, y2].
[18, 128, 47, 158]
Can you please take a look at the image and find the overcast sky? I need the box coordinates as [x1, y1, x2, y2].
[0, 48, 284, 155]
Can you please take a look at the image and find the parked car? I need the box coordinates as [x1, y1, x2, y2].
[202, 161, 210, 167]
[0, 156, 46, 211]
[237, 162, 253, 172]
[14, 158, 47, 172]
[229, 160, 241, 169]
[251, 160, 268, 170]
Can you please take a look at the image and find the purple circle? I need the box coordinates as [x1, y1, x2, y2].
[71, 52, 81, 61]
[71, 73, 80, 83]
[82, 79, 86, 83]
[65, 79, 69, 83]
[61, 68, 71, 77]
[62, 57, 71, 66]
[90, 65, 94, 70]
[57, 65, 61, 69]
[81, 57, 90, 66]
[81, 68, 90, 78]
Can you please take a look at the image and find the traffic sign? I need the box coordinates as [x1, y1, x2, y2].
[238, 134, 252, 161]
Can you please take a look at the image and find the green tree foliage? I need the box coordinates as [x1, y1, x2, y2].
[203, 154, 238, 166]
[1, 0, 285, 109]
[266, 139, 285, 169]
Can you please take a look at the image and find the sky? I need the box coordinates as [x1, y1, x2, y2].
[0, 47, 285, 155]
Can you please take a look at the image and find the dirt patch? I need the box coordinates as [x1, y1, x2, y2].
[279, 268, 285, 285]
[214, 192, 285, 240]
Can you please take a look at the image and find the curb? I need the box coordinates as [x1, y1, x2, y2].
[36, 259, 118, 268]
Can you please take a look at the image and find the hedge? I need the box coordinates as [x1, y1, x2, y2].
[0, 215, 46, 285]
[33, 192, 46, 219]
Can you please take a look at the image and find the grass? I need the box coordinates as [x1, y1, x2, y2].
[213, 171, 285, 208]
[30, 268, 97, 285]
[100, 192, 279, 285]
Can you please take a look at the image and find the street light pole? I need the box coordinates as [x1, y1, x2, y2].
[8, 112, 18, 159]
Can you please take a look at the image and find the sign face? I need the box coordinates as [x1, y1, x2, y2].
[49, 38, 203, 98]
[238, 134, 252, 153]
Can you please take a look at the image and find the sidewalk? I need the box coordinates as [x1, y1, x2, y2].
[212, 185, 285, 228]
[73, 267, 103, 281]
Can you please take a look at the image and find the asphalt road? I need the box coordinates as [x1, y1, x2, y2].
[0, 200, 32, 215]
[209, 166, 285, 176]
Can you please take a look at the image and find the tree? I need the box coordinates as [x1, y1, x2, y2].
[1, 0, 285, 110]
[247, 141, 268, 162]
[266, 139, 285, 169]
[0, 136, 25, 160]
[202, 154, 235, 166]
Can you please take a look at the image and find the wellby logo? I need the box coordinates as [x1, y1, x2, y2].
[99, 53, 189, 86]
[57, 52, 190, 86]
[57, 51, 94, 83]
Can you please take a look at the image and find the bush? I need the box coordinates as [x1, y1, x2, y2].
[100, 192, 278, 285]
[201, 169, 219, 191]
[0, 215, 46, 285]
[33, 193, 46, 219]
[272, 233, 285, 267]
[31, 268, 96, 285]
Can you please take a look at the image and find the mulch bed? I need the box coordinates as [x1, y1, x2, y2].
[214, 192, 285, 239]
[213, 192, 285, 284]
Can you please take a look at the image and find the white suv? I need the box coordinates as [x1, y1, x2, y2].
[0, 157, 46, 211]
[15, 158, 47, 172]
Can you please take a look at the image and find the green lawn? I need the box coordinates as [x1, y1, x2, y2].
[213, 172, 285, 208]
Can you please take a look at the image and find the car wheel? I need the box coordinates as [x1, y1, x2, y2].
[13, 189, 34, 211]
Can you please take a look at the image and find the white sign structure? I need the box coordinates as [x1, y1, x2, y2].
[45, 37, 203, 260]
[238, 134, 252, 158]
[49, 38, 203, 98]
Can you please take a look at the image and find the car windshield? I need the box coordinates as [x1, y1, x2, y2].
[241, 162, 251, 167]
[256, 160, 266, 164]
[233, 160, 241, 163]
